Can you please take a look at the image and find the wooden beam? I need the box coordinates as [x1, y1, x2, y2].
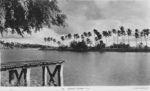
[57, 64, 64, 86]
[24, 68, 31, 86]
[26, 68, 31, 86]
[42, 66, 47, 86]
[15, 69, 24, 85]
[8, 68, 31, 86]
[1, 60, 65, 71]
[8, 70, 15, 85]
[60, 64, 64, 86]
[46, 66, 56, 82]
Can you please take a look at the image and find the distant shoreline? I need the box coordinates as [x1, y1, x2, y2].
[39, 48, 150, 52]
[2, 47, 150, 52]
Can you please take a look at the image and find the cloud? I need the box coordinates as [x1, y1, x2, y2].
[55, 0, 150, 33]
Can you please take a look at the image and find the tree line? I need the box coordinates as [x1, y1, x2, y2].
[0, 40, 45, 49]
[44, 26, 150, 50]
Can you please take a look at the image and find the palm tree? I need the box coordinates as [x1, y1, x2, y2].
[117, 30, 121, 48]
[143, 29, 150, 47]
[83, 32, 88, 38]
[97, 32, 102, 46]
[140, 31, 144, 44]
[76, 34, 80, 41]
[50, 37, 53, 46]
[95, 37, 98, 46]
[135, 29, 139, 47]
[86, 38, 92, 47]
[112, 29, 117, 44]
[61, 36, 65, 46]
[88, 32, 92, 37]
[93, 29, 98, 46]
[97, 33, 102, 40]
[57, 41, 61, 47]
[87, 31, 93, 46]
[65, 35, 68, 46]
[73, 34, 77, 41]
[93, 29, 99, 35]
[47, 37, 50, 46]
[44, 37, 47, 42]
[68, 33, 72, 40]
[127, 28, 132, 45]
[81, 34, 84, 41]
[73, 33, 80, 42]
[44, 37, 47, 45]
[67, 33, 72, 46]
[94, 32, 102, 47]
[120, 26, 126, 44]
[53, 38, 56, 47]
[102, 31, 108, 46]
[108, 31, 112, 46]
[93, 29, 98, 36]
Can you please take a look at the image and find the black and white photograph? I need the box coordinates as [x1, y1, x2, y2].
[0, 0, 150, 90]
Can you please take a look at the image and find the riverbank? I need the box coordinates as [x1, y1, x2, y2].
[39, 47, 150, 52]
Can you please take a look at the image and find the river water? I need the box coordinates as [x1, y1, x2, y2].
[1, 49, 150, 86]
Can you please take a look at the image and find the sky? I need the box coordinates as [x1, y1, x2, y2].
[1, 0, 150, 46]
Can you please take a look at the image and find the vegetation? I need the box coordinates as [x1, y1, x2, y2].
[0, 1, 149, 52]
[0, 0, 67, 50]
[42, 26, 150, 51]
[0, 0, 67, 37]
[1, 26, 149, 51]
[0, 40, 47, 49]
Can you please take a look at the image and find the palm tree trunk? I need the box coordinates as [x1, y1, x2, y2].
[105, 37, 107, 47]
[94, 34, 96, 47]
[128, 36, 129, 45]
[108, 37, 110, 47]
[113, 36, 114, 44]
[117, 36, 118, 49]
[62, 41, 64, 46]
[50, 41, 52, 47]
[136, 38, 137, 48]
[129, 38, 130, 45]
[122, 36, 123, 43]
[124, 36, 126, 44]
[144, 37, 147, 47]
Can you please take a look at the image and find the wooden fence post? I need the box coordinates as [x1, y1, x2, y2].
[42, 66, 47, 86]
[58, 64, 64, 86]
[9, 70, 15, 85]
[60, 64, 64, 86]
[26, 68, 31, 86]
[8, 68, 31, 86]
[1, 60, 65, 87]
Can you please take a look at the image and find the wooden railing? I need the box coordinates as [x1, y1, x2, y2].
[0, 60, 65, 86]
